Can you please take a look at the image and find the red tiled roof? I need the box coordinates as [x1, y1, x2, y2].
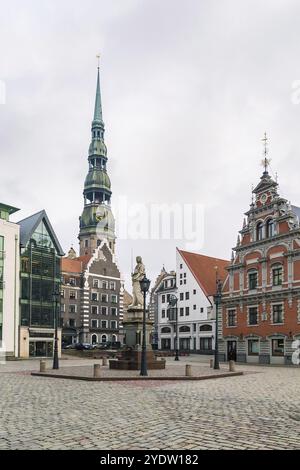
[76, 255, 92, 270]
[177, 248, 229, 297]
[61, 258, 82, 274]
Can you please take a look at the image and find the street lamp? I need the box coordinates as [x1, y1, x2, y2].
[52, 289, 60, 370]
[168, 295, 179, 361]
[213, 278, 222, 370]
[139, 275, 151, 376]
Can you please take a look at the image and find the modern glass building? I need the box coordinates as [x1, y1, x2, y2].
[18, 210, 64, 358]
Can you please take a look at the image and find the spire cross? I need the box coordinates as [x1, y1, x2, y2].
[261, 132, 271, 173]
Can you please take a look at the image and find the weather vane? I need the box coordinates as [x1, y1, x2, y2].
[96, 53, 100, 69]
[261, 132, 271, 173]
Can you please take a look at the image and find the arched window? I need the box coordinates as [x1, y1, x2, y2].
[256, 222, 263, 241]
[200, 324, 212, 332]
[101, 335, 107, 343]
[266, 219, 275, 238]
[179, 325, 190, 333]
[161, 327, 171, 334]
[112, 334, 117, 342]
[91, 334, 97, 344]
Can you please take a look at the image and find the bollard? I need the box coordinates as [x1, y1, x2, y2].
[40, 360, 46, 372]
[93, 363, 101, 378]
[209, 358, 214, 368]
[102, 357, 108, 366]
[185, 364, 192, 377]
[229, 360, 236, 372]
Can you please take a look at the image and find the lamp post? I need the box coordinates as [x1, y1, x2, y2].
[52, 289, 60, 370]
[139, 275, 151, 376]
[213, 278, 222, 370]
[168, 295, 179, 361]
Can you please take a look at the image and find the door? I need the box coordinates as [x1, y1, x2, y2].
[227, 340, 237, 361]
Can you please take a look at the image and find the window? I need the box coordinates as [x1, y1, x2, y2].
[97, 239, 101, 247]
[272, 338, 284, 356]
[180, 293, 184, 301]
[61, 289, 65, 298]
[111, 307, 117, 316]
[91, 292, 98, 301]
[180, 264, 183, 269]
[69, 278, 76, 286]
[167, 294, 170, 303]
[69, 305, 76, 314]
[110, 281, 116, 290]
[180, 274, 182, 279]
[184, 273, 186, 278]
[69, 291, 76, 299]
[228, 309, 236, 327]
[193, 305, 196, 310]
[69, 319, 75, 327]
[180, 308, 184, 316]
[162, 309, 166, 318]
[93, 279, 99, 288]
[102, 281, 107, 289]
[101, 306, 107, 315]
[84, 239, 89, 247]
[266, 219, 275, 238]
[179, 325, 190, 332]
[200, 324, 212, 331]
[185, 307, 190, 316]
[185, 292, 189, 300]
[111, 294, 118, 304]
[101, 335, 107, 343]
[272, 304, 283, 324]
[111, 320, 117, 329]
[193, 323, 197, 332]
[248, 339, 259, 356]
[248, 307, 258, 325]
[200, 307, 204, 313]
[273, 266, 283, 286]
[256, 222, 263, 240]
[161, 327, 171, 334]
[248, 271, 258, 290]
[193, 289, 196, 295]
[200, 338, 212, 351]
[91, 319, 98, 328]
[91, 306, 98, 315]
[101, 320, 107, 329]
[162, 295, 165, 303]
[92, 334, 97, 344]
[184, 280, 186, 284]
[180, 280, 182, 285]
[101, 294, 108, 302]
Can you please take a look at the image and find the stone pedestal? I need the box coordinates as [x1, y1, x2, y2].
[109, 307, 165, 370]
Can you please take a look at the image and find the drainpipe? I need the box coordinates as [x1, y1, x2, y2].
[14, 234, 18, 358]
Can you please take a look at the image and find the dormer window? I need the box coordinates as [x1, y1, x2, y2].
[256, 222, 263, 241]
[266, 219, 275, 238]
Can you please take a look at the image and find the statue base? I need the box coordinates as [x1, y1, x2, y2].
[109, 307, 166, 370]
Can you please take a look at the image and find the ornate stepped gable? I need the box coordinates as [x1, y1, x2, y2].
[220, 138, 300, 364]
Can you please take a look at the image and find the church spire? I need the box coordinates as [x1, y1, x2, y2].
[93, 59, 103, 124]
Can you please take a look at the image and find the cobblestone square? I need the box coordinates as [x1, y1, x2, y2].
[0, 356, 299, 450]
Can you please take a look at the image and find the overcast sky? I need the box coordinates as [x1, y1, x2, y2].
[1, 0, 300, 290]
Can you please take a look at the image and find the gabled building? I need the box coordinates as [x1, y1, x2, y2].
[220, 156, 300, 364]
[157, 248, 228, 353]
[0, 202, 20, 358]
[61, 64, 123, 346]
[18, 210, 64, 358]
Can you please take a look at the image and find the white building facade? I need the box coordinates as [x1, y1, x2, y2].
[157, 249, 228, 354]
[0, 203, 20, 358]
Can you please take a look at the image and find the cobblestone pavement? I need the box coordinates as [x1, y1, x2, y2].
[0, 357, 299, 450]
